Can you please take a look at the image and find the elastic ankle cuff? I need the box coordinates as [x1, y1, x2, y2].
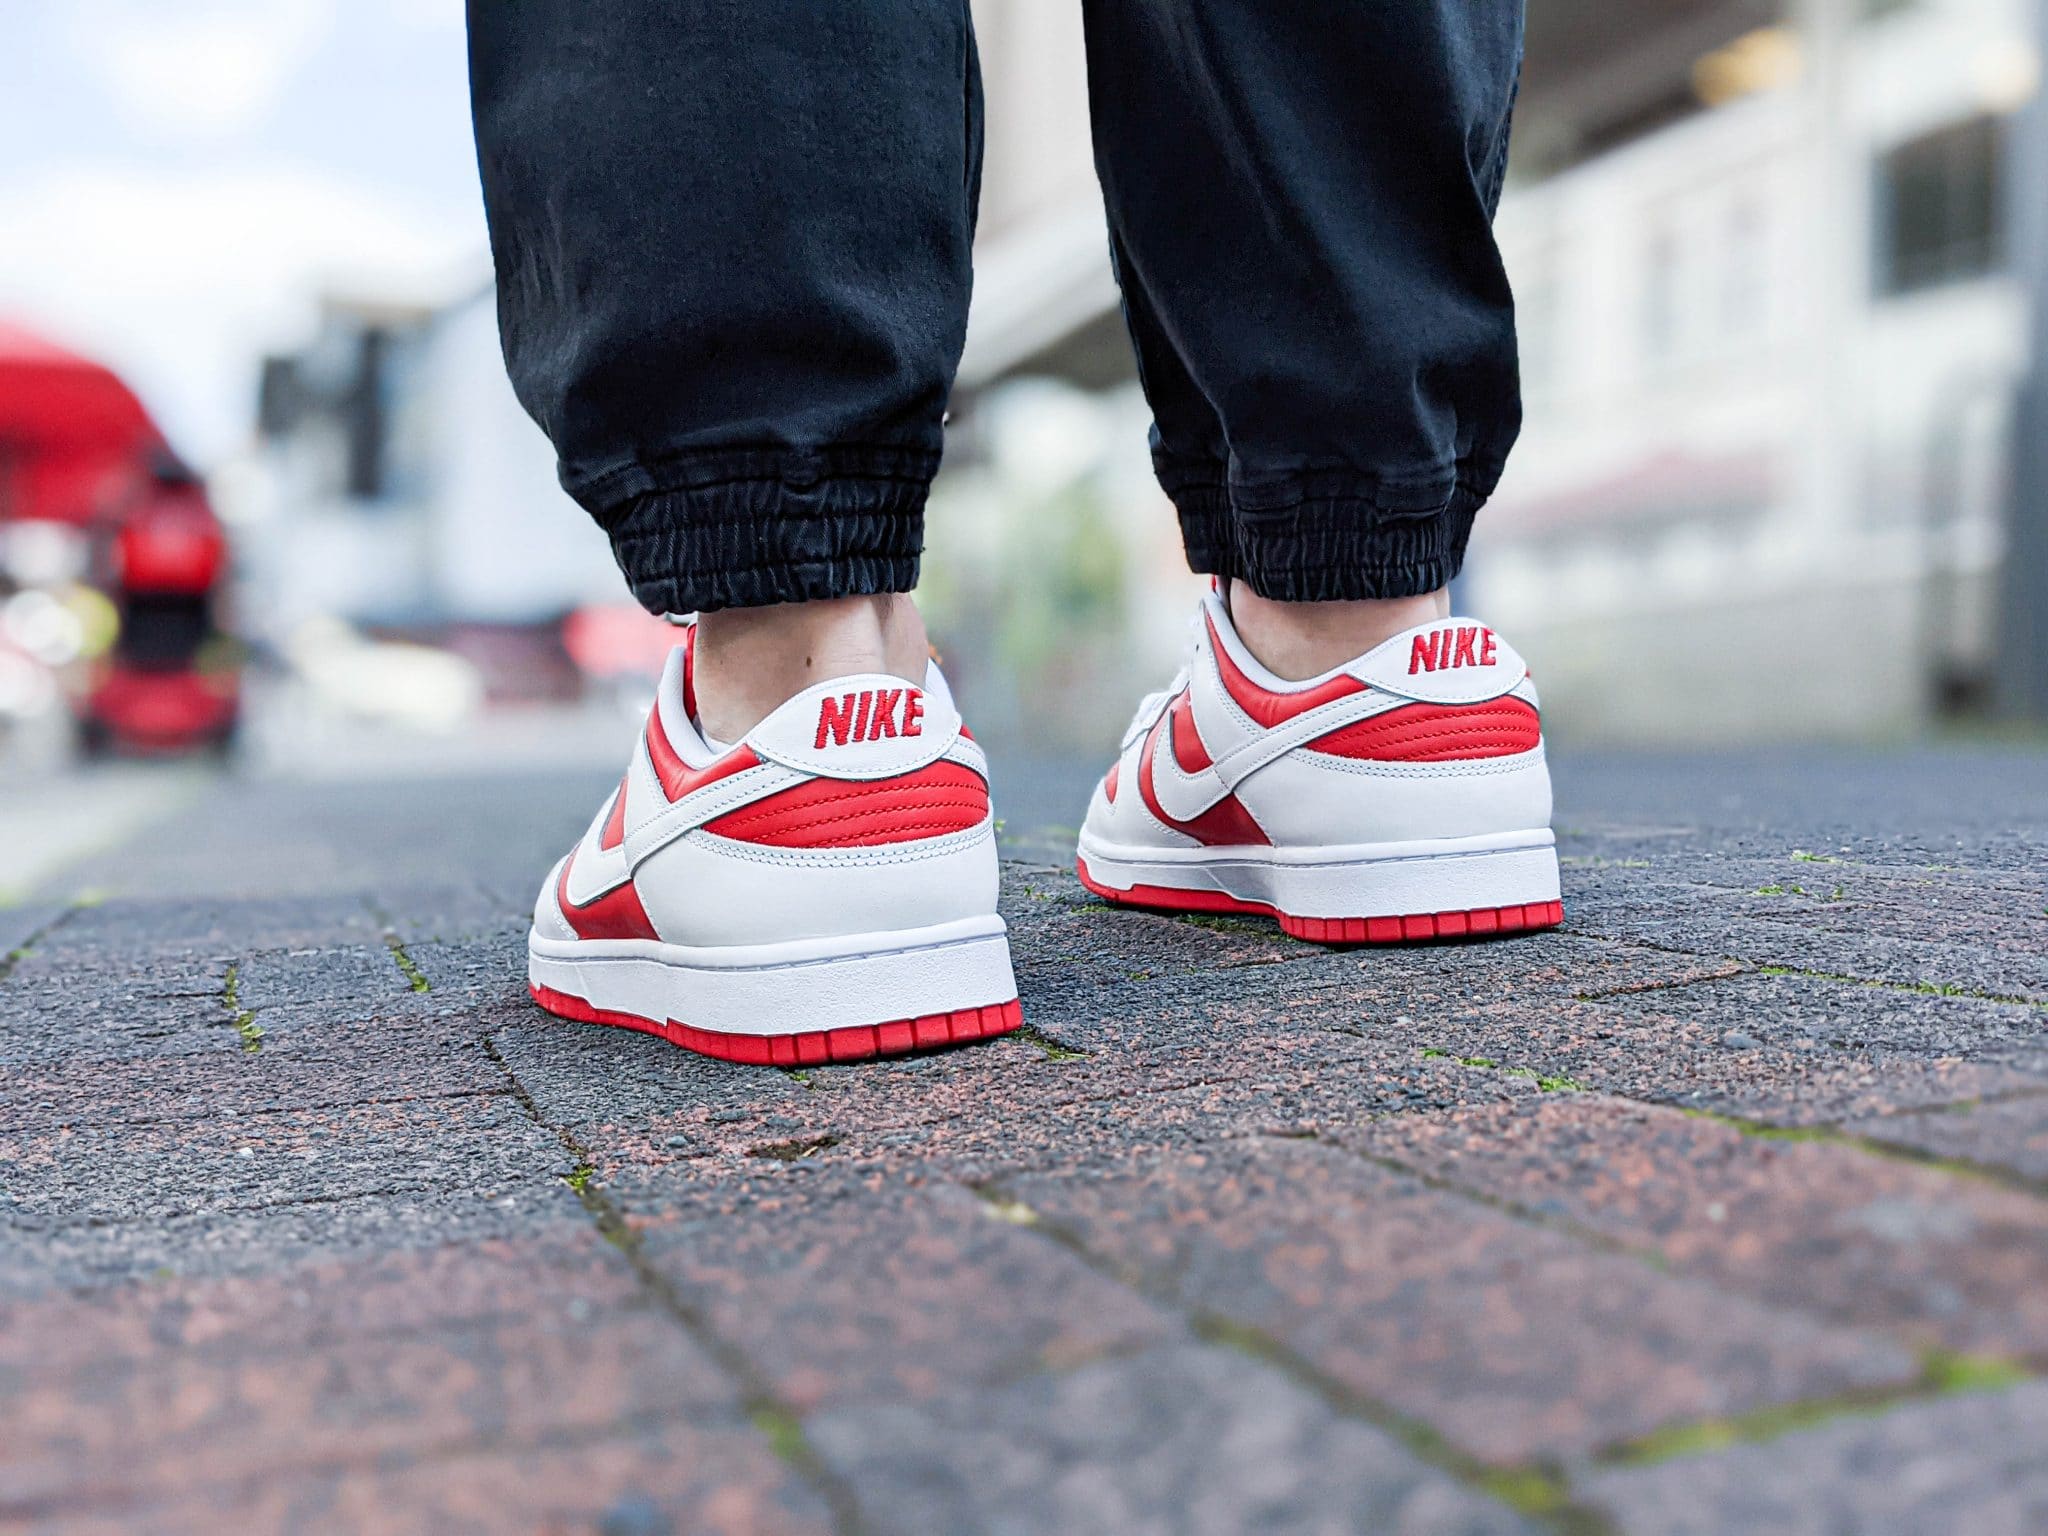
[1164, 468, 1497, 602]
[588, 446, 934, 614]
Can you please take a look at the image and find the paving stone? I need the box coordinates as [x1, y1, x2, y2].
[1844, 1092, 2048, 1187]
[230, 942, 422, 1012]
[0, 1228, 642, 1368]
[556, 1019, 1522, 1188]
[243, 994, 494, 1060]
[1019, 931, 1746, 1064]
[0, 1225, 803, 1529]
[381, 930, 533, 1009]
[1584, 1381, 2048, 1536]
[1774, 892, 2048, 959]
[369, 880, 530, 946]
[54, 772, 610, 905]
[808, 1343, 1538, 1536]
[1652, 1054, 2048, 1130]
[487, 1010, 820, 1147]
[1, 1093, 563, 1232]
[628, 1172, 1179, 1413]
[1364, 984, 2048, 1129]
[1583, 972, 2048, 1064]
[0, 1041, 507, 1132]
[4, 1302, 731, 1510]
[1343, 1095, 2048, 1357]
[35, 894, 384, 960]
[1602, 916, 2048, 1005]
[0, 1179, 591, 1296]
[1011, 903, 1310, 983]
[1002, 1138, 1915, 1463]
[21, 1412, 834, 1536]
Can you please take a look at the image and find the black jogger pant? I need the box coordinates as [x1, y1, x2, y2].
[468, 1, 1525, 614]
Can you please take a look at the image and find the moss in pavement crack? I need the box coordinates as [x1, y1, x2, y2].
[1191, 1317, 1603, 1531]
[362, 898, 432, 992]
[1014, 1021, 1087, 1062]
[1679, 1106, 2048, 1196]
[1421, 1047, 1584, 1093]
[751, 1406, 811, 1468]
[1171, 911, 1272, 937]
[1599, 1350, 2032, 1467]
[384, 937, 431, 993]
[1749, 964, 2041, 1010]
[221, 961, 264, 1053]
[0, 902, 84, 983]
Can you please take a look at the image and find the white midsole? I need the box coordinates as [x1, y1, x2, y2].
[1075, 828, 1560, 918]
[528, 914, 1017, 1037]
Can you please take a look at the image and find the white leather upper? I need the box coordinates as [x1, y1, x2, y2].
[633, 823, 999, 947]
[539, 641, 999, 950]
[1081, 592, 1553, 852]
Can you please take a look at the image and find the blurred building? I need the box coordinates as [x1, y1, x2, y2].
[1483, 0, 2039, 740]
[241, 283, 629, 711]
[246, 284, 620, 635]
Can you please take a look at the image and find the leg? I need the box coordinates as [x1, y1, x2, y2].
[1082, 0, 1523, 674]
[1075, 2, 1556, 942]
[468, 0, 982, 734]
[480, 4, 1019, 1062]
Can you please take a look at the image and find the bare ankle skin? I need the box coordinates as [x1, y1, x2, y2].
[692, 594, 928, 743]
[1226, 581, 1451, 682]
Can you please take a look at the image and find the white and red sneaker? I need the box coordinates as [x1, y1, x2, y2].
[1075, 590, 1562, 943]
[528, 627, 1021, 1065]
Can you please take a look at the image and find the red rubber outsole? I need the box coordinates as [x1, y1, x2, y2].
[529, 981, 1024, 1066]
[1074, 859, 1563, 946]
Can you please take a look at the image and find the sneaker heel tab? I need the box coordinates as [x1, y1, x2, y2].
[655, 636, 693, 724]
[1354, 621, 1531, 705]
[746, 674, 961, 780]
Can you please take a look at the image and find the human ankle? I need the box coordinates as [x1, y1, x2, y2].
[1226, 581, 1450, 682]
[692, 594, 928, 743]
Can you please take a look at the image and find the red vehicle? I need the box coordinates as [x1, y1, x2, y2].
[0, 324, 240, 756]
[82, 458, 240, 755]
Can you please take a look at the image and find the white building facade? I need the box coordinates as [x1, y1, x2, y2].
[1478, 0, 2038, 739]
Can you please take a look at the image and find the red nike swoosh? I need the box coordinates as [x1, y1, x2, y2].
[555, 844, 659, 941]
[1136, 692, 1270, 847]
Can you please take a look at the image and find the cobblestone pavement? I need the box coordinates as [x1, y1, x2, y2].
[2, 746, 2045, 1535]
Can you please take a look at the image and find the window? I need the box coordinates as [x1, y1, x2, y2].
[1876, 115, 2006, 295]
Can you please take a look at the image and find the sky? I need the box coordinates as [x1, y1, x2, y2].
[0, 0, 488, 464]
